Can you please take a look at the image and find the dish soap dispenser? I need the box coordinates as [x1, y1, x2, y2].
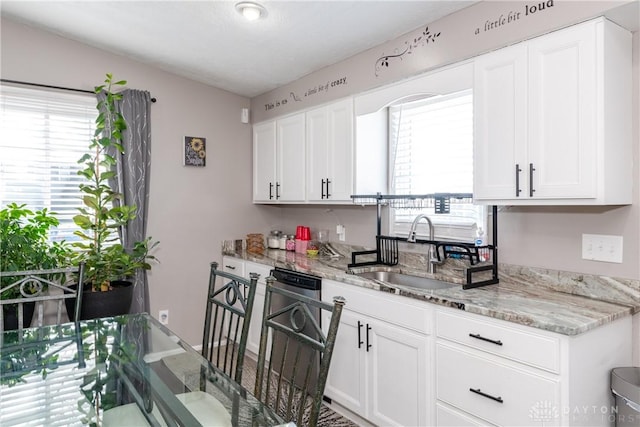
[475, 228, 489, 262]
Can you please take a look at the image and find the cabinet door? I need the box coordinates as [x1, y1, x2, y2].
[473, 43, 527, 201]
[306, 98, 354, 202]
[527, 22, 597, 199]
[368, 318, 429, 427]
[323, 309, 367, 417]
[326, 98, 354, 202]
[246, 283, 265, 357]
[306, 107, 330, 201]
[276, 113, 306, 202]
[244, 262, 272, 358]
[253, 121, 277, 202]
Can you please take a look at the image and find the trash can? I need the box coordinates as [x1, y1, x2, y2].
[611, 367, 640, 426]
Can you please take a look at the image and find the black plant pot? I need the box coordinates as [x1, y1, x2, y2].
[2, 301, 36, 330]
[65, 280, 134, 321]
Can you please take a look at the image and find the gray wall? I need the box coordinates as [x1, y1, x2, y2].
[1, 4, 638, 348]
[0, 18, 280, 345]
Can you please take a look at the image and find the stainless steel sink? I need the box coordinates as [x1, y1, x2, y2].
[354, 270, 456, 291]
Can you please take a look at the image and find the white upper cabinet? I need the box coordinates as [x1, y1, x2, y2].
[474, 43, 528, 201]
[252, 121, 277, 202]
[276, 114, 306, 202]
[306, 98, 354, 202]
[473, 17, 632, 205]
[253, 97, 365, 204]
[252, 113, 306, 203]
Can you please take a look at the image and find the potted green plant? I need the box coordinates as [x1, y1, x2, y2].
[0, 203, 72, 329]
[69, 74, 157, 320]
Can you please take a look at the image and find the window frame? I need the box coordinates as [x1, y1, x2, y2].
[386, 88, 486, 243]
[0, 83, 97, 243]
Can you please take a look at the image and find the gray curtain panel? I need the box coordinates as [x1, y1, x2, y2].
[100, 89, 153, 314]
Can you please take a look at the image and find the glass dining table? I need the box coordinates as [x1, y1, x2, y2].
[0, 313, 286, 426]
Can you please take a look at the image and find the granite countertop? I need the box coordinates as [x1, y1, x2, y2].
[224, 247, 638, 336]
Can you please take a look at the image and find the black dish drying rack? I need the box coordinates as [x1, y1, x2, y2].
[348, 193, 499, 290]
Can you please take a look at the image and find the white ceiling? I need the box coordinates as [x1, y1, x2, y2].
[0, 0, 478, 98]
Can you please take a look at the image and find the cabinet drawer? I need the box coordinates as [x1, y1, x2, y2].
[436, 309, 560, 373]
[221, 256, 244, 277]
[436, 343, 560, 427]
[323, 279, 431, 335]
[437, 403, 496, 426]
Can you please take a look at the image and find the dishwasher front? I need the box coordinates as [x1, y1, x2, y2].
[269, 267, 322, 395]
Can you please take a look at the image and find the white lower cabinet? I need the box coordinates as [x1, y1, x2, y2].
[435, 307, 632, 427]
[322, 279, 431, 427]
[219, 259, 633, 427]
[437, 342, 560, 426]
[221, 257, 272, 358]
[436, 402, 493, 426]
[221, 257, 244, 276]
[242, 261, 272, 357]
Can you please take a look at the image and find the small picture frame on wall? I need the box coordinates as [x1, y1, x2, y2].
[183, 136, 206, 167]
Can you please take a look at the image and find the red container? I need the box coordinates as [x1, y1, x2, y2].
[295, 225, 304, 239]
[302, 226, 311, 240]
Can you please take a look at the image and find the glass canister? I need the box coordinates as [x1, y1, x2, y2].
[246, 233, 264, 254]
[278, 234, 288, 250]
[286, 235, 296, 251]
[267, 230, 281, 249]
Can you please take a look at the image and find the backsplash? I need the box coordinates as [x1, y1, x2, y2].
[286, 241, 640, 310]
[499, 264, 640, 309]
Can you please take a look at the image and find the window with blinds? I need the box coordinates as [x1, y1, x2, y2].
[0, 84, 96, 243]
[388, 89, 485, 242]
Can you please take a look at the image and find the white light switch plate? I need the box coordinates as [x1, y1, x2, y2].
[582, 234, 623, 263]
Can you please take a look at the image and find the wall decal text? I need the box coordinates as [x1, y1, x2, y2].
[264, 76, 348, 111]
[475, 0, 555, 35]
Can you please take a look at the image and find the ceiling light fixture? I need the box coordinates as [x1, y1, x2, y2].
[235, 2, 267, 22]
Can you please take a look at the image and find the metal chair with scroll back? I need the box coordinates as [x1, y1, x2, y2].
[0, 263, 85, 333]
[202, 261, 259, 384]
[254, 276, 346, 427]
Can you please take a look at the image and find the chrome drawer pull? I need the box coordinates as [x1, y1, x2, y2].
[470, 388, 503, 404]
[469, 333, 503, 346]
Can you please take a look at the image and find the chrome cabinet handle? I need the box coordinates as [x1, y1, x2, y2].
[357, 320, 363, 349]
[470, 388, 503, 404]
[529, 163, 536, 197]
[515, 164, 522, 197]
[469, 333, 503, 346]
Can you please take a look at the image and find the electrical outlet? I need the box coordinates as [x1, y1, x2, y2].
[159, 309, 169, 325]
[336, 224, 346, 242]
[582, 234, 623, 263]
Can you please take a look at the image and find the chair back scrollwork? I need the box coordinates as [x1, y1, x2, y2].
[0, 263, 85, 333]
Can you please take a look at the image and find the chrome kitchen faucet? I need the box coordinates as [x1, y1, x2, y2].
[407, 214, 440, 274]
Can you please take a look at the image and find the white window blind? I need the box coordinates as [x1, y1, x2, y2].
[0, 84, 96, 243]
[388, 89, 485, 242]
